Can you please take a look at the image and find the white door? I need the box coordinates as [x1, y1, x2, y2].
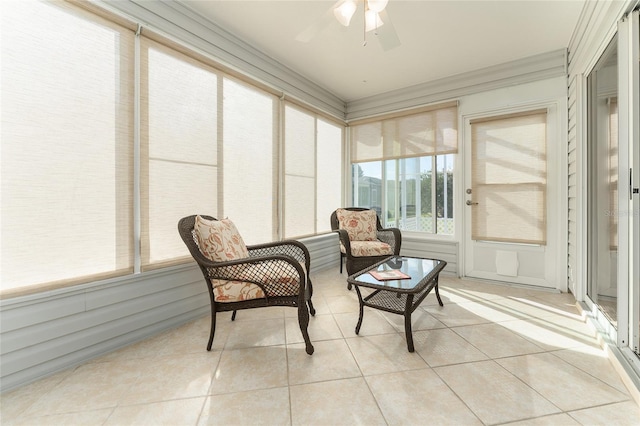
[463, 106, 561, 289]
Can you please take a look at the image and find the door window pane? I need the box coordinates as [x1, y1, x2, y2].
[470, 111, 548, 245]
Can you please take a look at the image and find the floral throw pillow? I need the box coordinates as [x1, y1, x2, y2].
[194, 216, 249, 262]
[336, 208, 377, 241]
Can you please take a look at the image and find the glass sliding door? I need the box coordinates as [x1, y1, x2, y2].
[587, 36, 618, 325]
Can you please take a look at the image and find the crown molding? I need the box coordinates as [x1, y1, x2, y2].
[346, 49, 568, 121]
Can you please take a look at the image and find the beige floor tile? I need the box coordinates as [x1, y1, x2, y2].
[22, 359, 148, 416]
[379, 307, 447, 332]
[490, 295, 582, 321]
[500, 316, 600, 351]
[281, 297, 328, 318]
[497, 353, 630, 411]
[553, 346, 630, 394]
[453, 323, 546, 359]
[231, 306, 286, 321]
[310, 274, 350, 298]
[345, 333, 428, 375]
[454, 279, 528, 300]
[223, 318, 285, 350]
[324, 294, 360, 314]
[198, 387, 290, 425]
[290, 377, 386, 426]
[434, 360, 561, 424]
[287, 339, 361, 385]
[531, 291, 580, 308]
[148, 316, 222, 357]
[455, 299, 525, 323]
[568, 400, 640, 426]
[0, 369, 72, 421]
[119, 352, 219, 405]
[503, 413, 582, 425]
[285, 313, 343, 344]
[105, 397, 204, 425]
[366, 369, 483, 425]
[93, 315, 231, 362]
[333, 311, 397, 337]
[413, 328, 489, 367]
[209, 346, 288, 395]
[423, 302, 493, 327]
[4, 408, 114, 426]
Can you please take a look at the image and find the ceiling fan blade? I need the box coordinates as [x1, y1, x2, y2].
[376, 9, 401, 51]
[295, 1, 342, 43]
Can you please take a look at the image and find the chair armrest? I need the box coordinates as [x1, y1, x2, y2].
[247, 240, 310, 272]
[333, 229, 352, 256]
[377, 227, 402, 255]
[200, 255, 307, 297]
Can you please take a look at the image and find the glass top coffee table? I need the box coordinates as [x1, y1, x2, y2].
[347, 256, 447, 352]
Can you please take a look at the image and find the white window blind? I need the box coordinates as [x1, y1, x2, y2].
[1, 0, 135, 296]
[470, 110, 548, 245]
[284, 103, 342, 238]
[350, 102, 458, 163]
[140, 36, 278, 268]
[140, 36, 219, 269]
[222, 78, 277, 244]
[316, 118, 343, 233]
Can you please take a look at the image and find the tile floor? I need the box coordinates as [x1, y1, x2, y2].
[2, 268, 640, 425]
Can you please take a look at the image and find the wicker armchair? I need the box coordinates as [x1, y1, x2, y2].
[330, 207, 402, 288]
[178, 215, 315, 355]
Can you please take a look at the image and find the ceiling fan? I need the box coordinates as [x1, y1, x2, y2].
[296, 0, 401, 51]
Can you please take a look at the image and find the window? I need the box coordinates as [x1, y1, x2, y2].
[349, 103, 457, 234]
[140, 36, 219, 269]
[469, 110, 548, 245]
[0, 1, 345, 297]
[1, 0, 135, 295]
[284, 103, 343, 238]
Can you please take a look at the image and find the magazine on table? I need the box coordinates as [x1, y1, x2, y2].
[369, 269, 410, 281]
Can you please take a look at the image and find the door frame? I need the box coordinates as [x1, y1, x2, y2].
[459, 92, 568, 291]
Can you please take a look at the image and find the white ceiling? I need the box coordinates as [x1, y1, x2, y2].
[180, 0, 585, 102]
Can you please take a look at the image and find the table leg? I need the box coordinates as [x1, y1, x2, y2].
[404, 293, 415, 352]
[354, 285, 364, 334]
[434, 280, 443, 307]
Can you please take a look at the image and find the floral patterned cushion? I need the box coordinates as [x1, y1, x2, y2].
[211, 279, 265, 302]
[336, 208, 377, 241]
[194, 216, 249, 262]
[341, 241, 393, 257]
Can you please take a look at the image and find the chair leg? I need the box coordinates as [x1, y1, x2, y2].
[307, 278, 316, 316]
[298, 304, 314, 355]
[207, 308, 217, 351]
[340, 254, 343, 273]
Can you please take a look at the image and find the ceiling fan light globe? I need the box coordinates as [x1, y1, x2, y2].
[367, 0, 388, 13]
[334, 0, 357, 26]
[364, 10, 384, 32]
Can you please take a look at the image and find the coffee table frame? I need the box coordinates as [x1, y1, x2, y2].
[347, 256, 447, 352]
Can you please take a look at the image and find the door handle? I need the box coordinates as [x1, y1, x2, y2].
[466, 200, 478, 206]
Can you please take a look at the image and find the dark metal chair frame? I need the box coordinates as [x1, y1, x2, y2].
[330, 207, 402, 288]
[178, 215, 315, 355]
